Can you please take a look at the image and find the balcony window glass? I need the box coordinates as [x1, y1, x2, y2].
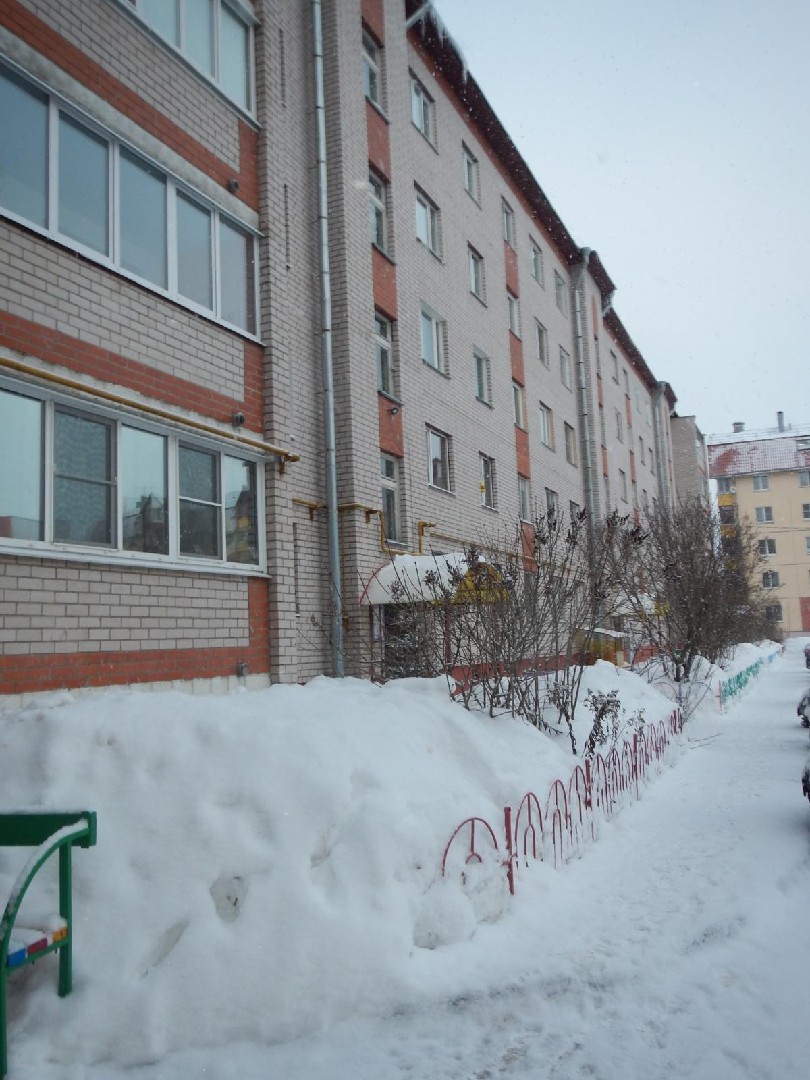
[59, 114, 109, 255]
[177, 192, 213, 309]
[0, 389, 43, 541]
[0, 67, 48, 226]
[53, 410, 114, 545]
[121, 426, 168, 554]
[120, 150, 168, 287]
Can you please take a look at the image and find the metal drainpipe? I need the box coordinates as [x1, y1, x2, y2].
[571, 248, 597, 536]
[311, 0, 344, 676]
[651, 381, 670, 507]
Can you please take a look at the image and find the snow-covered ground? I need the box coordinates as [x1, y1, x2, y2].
[1, 638, 807, 1079]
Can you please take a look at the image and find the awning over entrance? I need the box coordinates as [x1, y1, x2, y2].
[359, 553, 472, 606]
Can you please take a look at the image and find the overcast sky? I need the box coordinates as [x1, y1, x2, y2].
[432, 0, 809, 439]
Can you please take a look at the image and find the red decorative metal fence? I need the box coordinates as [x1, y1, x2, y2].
[441, 708, 683, 895]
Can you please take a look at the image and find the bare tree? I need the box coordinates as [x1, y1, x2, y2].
[609, 498, 770, 693]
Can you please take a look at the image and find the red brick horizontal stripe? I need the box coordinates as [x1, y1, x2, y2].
[0, 311, 263, 430]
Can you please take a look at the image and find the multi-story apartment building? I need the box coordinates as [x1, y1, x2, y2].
[0, 0, 679, 697]
[708, 416, 810, 636]
[670, 415, 709, 505]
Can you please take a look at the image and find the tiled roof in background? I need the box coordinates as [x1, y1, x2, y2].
[708, 436, 810, 477]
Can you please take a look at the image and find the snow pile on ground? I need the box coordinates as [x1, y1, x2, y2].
[0, 641, 789, 1076]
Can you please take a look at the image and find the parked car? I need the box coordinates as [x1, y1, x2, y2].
[798, 689, 810, 728]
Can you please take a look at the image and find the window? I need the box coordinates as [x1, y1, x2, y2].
[501, 199, 516, 248]
[507, 291, 521, 337]
[752, 474, 769, 491]
[560, 347, 572, 389]
[530, 241, 544, 285]
[513, 382, 526, 430]
[468, 246, 485, 300]
[615, 409, 625, 442]
[462, 144, 479, 202]
[0, 67, 258, 334]
[619, 469, 628, 501]
[131, 0, 253, 111]
[474, 350, 491, 404]
[806, 536, 810, 555]
[765, 603, 783, 622]
[0, 384, 260, 565]
[554, 271, 568, 316]
[800, 470, 810, 487]
[369, 170, 388, 252]
[755, 506, 773, 523]
[538, 402, 554, 448]
[480, 454, 496, 509]
[381, 454, 401, 542]
[717, 478, 735, 493]
[420, 308, 446, 372]
[569, 501, 581, 523]
[415, 188, 441, 255]
[363, 31, 382, 108]
[718, 504, 736, 525]
[632, 480, 639, 508]
[762, 570, 780, 589]
[804, 503, 810, 519]
[518, 476, 531, 521]
[623, 369, 629, 396]
[610, 350, 619, 383]
[564, 423, 577, 466]
[545, 488, 558, 515]
[410, 73, 434, 141]
[375, 313, 395, 396]
[427, 428, 451, 491]
[758, 538, 776, 556]
[535, 320, 549, 366]
[638, 436, 645, 465]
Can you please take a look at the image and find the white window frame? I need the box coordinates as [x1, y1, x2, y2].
[615, 408, 624, 442]
[474, 349, 491, 405]
[765, 603, 783, 622]
[717, 477, 735, 493]
[363, 30, 383, 109]
[0, 63, 259, 336]
[513, 382, 527, 430]
[530, 240, 544, 285]
[501, 198, 516, 248]
[801, 470, 810, 487]
[610, 350, 619, 383]
[0, 378, 265, 571]
[535, 319, 549, 366]
[545, 488, 558, 515]
[380, 453, 401, 543]
[619, 469, 628, 502]
[468, 246, 485, 300]
[462, 143, 480, 202]
[420, 307, 446, 373]
[518, 475, 531, 522]
[752, 473, 769, 491]
[538, 402, 553, 448]
[415, 188, 441, 256]
[755, 505, 773, 523]
[410, 73, 434, 142]
[369, 169, 388, 253]
[480, 453, 496, 509]
[758, 538, 776, 556]
[427, 427, 451, 492]
[762, 570, 780, 589]
[127, 0, 256, 113]
[507, 291, 521, 337]
[564, 422, 577, 466]
[560, 346, 572, 389]
[554, 270, 568, 315]
[375, 312, 395, 396]
[804, 503, 810, 520]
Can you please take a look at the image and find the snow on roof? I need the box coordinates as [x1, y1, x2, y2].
[708, 435, 810, 478]
[359, 553, 472, 605]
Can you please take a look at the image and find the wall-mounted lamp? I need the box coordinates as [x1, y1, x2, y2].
[236, 661, 249, 678]
[227, 178, 240, 194]
[232, 411, 245, 428]
[388, 406, 399, 416]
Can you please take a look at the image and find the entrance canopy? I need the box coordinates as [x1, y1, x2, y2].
[359, 553, 472, 606]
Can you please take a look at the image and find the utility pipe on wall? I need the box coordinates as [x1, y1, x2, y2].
[311, 0, 344, 676]
[571, 248, 598, 536]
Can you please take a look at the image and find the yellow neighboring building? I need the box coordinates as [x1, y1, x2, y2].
[708, 418, 810, 636]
